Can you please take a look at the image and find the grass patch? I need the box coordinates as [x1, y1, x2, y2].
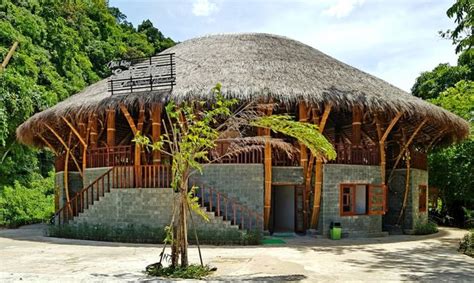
[47, 223, 262, 245]
[414, 219, 439, 235]
[458, 230, 474, 258]
[146, 264, 215, 279]
[262, 237, 286, 245]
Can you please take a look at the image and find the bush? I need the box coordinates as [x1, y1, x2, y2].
[414, 218, 439, 235]
[48, 223, 263, 245]
[0, 172, 55, 227]
[146, 264, 214, 279]
[458, 231, 474, 257]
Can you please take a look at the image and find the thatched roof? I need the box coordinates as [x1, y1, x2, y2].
[17, 33, 469, 146]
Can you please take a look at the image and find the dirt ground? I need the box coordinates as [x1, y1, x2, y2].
[0, 224, 473, 282]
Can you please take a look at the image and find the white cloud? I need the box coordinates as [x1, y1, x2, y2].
[323, 0, 365, 18]
[192, 0, 218, 17]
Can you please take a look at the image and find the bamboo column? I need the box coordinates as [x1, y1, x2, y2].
[151, 103, 162, 164]
[259, 103, 273, 231]
[352, 106, 362, 146]
[375, 112, 403, 185]
[298, 102, 310, 229]
[106, 109, 116, 147]
[89, 113, 98, 149]
[78, 121, 87, 172]
[310, 103, 332, 229]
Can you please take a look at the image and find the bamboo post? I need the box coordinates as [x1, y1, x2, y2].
[310, 103, 332, 229]
[151, 103, 162, 164]
[258, 103, 273, 231]
[375, 112, 403, 185]
[352, 106, 362, 146]
[106, 109, 116, 147]
[89, 113, 98, 149]
[299, 102, 309, 229]
[0, 41, 18, 71]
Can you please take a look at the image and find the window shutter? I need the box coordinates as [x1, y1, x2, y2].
[368, 184, 386, 215]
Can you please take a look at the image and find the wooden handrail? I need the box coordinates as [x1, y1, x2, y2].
[52, 168, 113, 225]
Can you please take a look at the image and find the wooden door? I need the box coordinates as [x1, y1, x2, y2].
[295, 185, 305, 233]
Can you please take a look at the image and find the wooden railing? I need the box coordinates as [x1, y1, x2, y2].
[112, 165, 172, 188]
[192, 183, 263, 231]
[53, 168, 113, 225]
[330, 144, 380, 165]
[87, 145, 133, 168]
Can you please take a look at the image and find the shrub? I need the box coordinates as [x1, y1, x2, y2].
[0, 172, 55, 227]
[48, 223, 263, 245]
[414, 218, 439, 235]
[146, 264, 214, 279]
[458, 231, 474, 257]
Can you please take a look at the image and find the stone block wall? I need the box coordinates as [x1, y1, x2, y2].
[272, 166, 304, 185]
[72, 188, 240, 232]
[318, 164, 384, 237]
[189, 164, 264, 212]
[386, 168, 428, 230]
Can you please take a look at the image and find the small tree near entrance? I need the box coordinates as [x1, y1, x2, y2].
[136, 84, 336, 276]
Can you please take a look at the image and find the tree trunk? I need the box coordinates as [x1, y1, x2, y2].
[180, 185, 189, 267]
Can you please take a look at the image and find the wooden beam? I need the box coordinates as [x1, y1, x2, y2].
[380, 112, 403, 143]
[427, 127, 448, 150]
[319, 103, 332, 132]
[44, 123, 67, 149]
[1, 41, 18, 71]
[45, 123, 83, 175]
[61, 117, 86, 147]
[37, 133, 58, 155]
[120, 103, 138, 135]
[388, 118, 428, 181]
[310, 103, 332, 229]
[151, 103, 162, 164]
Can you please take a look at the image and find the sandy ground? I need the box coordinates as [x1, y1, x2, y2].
[0, 224, 473, 282]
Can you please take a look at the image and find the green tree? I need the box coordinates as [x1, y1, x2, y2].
[0, 0, 175, 226]
[137, 84, 336, 269]
[441, 0, 474, 53]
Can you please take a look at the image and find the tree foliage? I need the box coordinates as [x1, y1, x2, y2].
[411, 54, 473, 100]
[0, 0, 174, 226]
[414, 1, 474, 226]
[136, 84, 335, 269]
[440, 0, 474, 54]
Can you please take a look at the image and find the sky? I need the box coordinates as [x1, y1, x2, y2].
[109, 0, 459, 92]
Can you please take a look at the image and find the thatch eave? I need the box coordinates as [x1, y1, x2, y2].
[16, 33, 470, 148]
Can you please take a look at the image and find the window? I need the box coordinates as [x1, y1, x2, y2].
[340, 184, 386, 216]
[419, 185, 427, 212]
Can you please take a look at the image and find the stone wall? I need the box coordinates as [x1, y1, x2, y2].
[72, 188, 240, 233]
[189, 164, 264, 212]
[272, 166, 304, 185]
[318, 164, 384, 237]
[386, 168, 428, 231]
